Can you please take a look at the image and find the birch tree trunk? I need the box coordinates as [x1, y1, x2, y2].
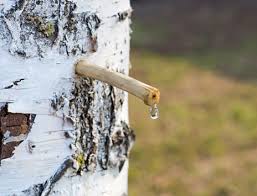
[0, 1, 134, 195]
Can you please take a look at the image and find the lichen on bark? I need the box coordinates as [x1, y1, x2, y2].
[0, 0, 101, 57]
[66, 77, 135, 172]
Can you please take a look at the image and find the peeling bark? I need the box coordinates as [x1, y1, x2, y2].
[0, 0, 133, 195]
[0, 104, 35, 161]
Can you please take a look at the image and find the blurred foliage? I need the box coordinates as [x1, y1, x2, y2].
[128, 52, 257, 196]
[131, 0, 257, 82]
[129, 1, 257, 195]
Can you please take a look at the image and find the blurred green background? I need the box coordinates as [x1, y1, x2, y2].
[128, 1, 257, 195]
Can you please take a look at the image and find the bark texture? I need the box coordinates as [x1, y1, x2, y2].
[0, 0, 134, 195]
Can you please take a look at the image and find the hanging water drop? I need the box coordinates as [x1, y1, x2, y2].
[150, 104, 159, 120]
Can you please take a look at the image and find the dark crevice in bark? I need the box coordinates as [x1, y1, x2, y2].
[64, 78, 135, 172]
[84, 113, 95, 172]
[86, 14, 101, 52]
[69, 78, 97, 172]
[63, 1, 77, 32]
[99, 85, 116, 170]
[101, 135, 110, 170]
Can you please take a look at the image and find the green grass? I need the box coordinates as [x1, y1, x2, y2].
[128, 51, 257, 196]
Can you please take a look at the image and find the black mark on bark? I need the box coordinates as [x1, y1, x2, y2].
[3, 78, 25, 89]
[41, 158, 73, 196]
[86, 14, 101, 52]
[109, 121, 135, 170]
[22, 158, 73, 196]
[51, 92, 66, 112]
[114, 10, 132, 22]
[22, 184, 44, 196]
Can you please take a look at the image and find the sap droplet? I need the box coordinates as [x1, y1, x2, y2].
[150, 104, 159, 120]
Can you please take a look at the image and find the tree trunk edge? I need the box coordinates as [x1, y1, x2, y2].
[0, 0, 134, 195]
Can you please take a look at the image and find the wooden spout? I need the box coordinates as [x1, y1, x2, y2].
[75, 60, 160, 106]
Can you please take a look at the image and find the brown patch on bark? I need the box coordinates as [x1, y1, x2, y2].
[0, 104, 33, 162]
[1, 141, 22, 160]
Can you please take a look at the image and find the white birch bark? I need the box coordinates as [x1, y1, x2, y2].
[0, 0, 134, 195]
